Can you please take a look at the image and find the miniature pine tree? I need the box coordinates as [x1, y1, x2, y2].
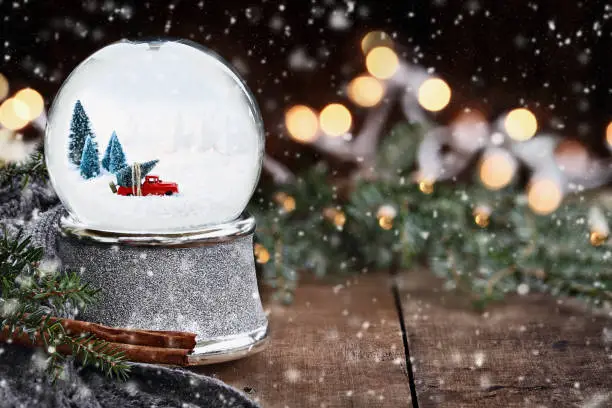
[79, 136, 101, 179]
[115, 160, 159, 187]
[109, 132, 128, 173]
[101, 133, 115, 172]
[68, 100, 95, 165]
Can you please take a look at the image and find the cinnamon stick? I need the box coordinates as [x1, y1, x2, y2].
[55, 318, 197, 349]
[1, 327, 191, 366]
[11, 315, 196, 349]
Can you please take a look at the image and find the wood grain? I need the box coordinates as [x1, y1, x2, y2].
[396, 270, 612, 408]
[194, 274, 412, 408]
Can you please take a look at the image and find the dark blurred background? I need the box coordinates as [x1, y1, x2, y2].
[1, 0, 611, 164]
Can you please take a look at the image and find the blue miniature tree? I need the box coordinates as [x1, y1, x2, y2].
[79, 135, 101, 179]
[101, 133, 114, 172]
[115, 159, 159, 187]
[101, 132, 128, 173]
[109, 133, 127, 173]
[68, 100, 95, 165]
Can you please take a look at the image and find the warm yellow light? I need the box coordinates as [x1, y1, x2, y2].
[319, 103, 352, 137]
[419, 179, 434, 195]
[479, 152, 516, 190]
[361, 31, 394, 55]
[254, 243, 271, 264]
[378, 216, 394, 230]
[527, 179, 563, 215]
[323, 207, 346, 228]
[0, 98, 30, 130]
[590, 231, 608, 247]
[348, 75, 385, 107]
[285, 105, 319, 143]
[14, 88, 44, 120]
[418, 78, 451, 112]
[273, 192, 296, 212]
[504, 108, 538, 141]
[0, 74, 8, 101]
[365, 47, 399, 80]
[606, 122, 612, 147]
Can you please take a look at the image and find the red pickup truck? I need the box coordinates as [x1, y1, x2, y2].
[116, 175, 179, 196]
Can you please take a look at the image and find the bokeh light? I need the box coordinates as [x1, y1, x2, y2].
[417, 78, 452, 112]
[527, 178, 563, 215]
[606, 122, 612, 147]
[319, 103, 352, 137]
[479, 150, 516, 190]
[360, 31, 394, 55]
[504, 108, 538, 141]
[365, 47, 399, 80]
[254, 243, 271, 264]
[14, 88, 44, 120]
[0, 74, 8, 101]
[285, 105, 319, 143]
[0, 98, 30, 130]
[348, 75, 385, 107]
[590, 231, 608, 247]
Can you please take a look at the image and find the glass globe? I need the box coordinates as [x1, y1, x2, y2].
[45, 39, 264, 234]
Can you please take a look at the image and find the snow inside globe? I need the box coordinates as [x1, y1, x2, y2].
[45, 39, 264, 234]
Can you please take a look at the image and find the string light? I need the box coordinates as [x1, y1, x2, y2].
[14, 88, 44, 120]
[376, 204, 397, 230]
[348, 75, 385, 107]
[418, 179, 434, 195]
[588, 207, 609, 247]
[254, 243, 271, 264]
[590, 231, 608, 247]
[273, 192, 296, 213]
[285, 105, 319, 143]
[0, 98, 30, 130]
[365, 47, 399, 80]
[360, 31, 393, 55]
[479, 149, 517, 190]
[417, 78, 452, 112]
[323, 207, 346, 228]
[473, 205, 491, 228]
[504, 108, 538, 141]
[0, 74, 8, 101]
[319, 103, 352, 137]
[527, 178, 563, 215]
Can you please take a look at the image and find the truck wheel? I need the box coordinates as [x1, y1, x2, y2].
[165, 191, 173, 196]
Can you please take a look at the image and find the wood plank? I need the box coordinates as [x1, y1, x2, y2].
[193, 273, 412, 407]
[396, 270, 612, 408]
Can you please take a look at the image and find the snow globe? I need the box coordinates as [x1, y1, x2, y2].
[44, 39, 268, 364]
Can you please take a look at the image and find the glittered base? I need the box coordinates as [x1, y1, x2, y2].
[53, 213, 268, 364]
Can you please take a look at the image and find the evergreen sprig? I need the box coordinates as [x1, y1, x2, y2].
[0, 229, 130, 381]
[251, 122, 612, 307]
[0, 151, 47, 188]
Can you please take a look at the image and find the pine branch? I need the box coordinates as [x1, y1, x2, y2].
[0, 151, 47, 188]
[255, 122, 612, 308]
[0, 229, 130, 381]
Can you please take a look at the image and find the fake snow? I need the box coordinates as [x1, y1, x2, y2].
[46, 41, 263, 233]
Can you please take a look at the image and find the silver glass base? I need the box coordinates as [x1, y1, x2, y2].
[188, 324, 269, 365]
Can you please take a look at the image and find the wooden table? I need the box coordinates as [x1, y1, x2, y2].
[195, 271, 612, 407]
